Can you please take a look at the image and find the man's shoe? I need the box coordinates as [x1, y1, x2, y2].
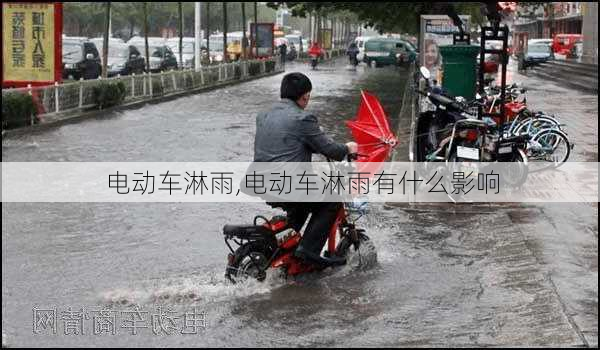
[294, 246, 346, 267]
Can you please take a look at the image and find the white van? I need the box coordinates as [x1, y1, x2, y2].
[354, 36, 374, 62]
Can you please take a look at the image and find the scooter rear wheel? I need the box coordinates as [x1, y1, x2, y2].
[226, 242, 271, 284]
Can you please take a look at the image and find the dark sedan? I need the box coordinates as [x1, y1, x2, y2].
[62, 39, 102, 80]
[106, 44, 146, 77]
[147, 45, 178, 73]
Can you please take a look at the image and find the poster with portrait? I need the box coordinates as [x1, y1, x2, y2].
[2, 2, 63, 88]
[250, 23, 274, 58]
[419, 15, 470, 83]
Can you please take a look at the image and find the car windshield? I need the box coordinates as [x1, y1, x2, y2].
[529, 45, 551, 54]
[403, 41, 417, 51]
[168, 42, 194, 54]
[62, 43, 82, 59]
[286, 37, 300, 45]
[109, 47, 129, 58]
[149, 46, 164, 58]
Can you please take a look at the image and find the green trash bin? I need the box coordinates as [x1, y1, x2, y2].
[439, 45, 480, 101]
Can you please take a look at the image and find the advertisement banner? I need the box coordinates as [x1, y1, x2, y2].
[2, 2, 62, 87]
[419, 15, 470, 81]
[321, 29, 332, 50]
[250, 23, 274, 58]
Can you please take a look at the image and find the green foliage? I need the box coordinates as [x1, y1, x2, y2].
[2, 92, 37, 129]
[92, 81, 127, 109]
[64, 2, 279, 40]
[265, 60, 276, 73]
[248, 62, 262, 76]
[268, 2, 486, 35]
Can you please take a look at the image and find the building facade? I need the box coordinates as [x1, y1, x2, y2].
[581, 1, 598, 64]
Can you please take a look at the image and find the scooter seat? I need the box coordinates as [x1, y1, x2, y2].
[223, 224, 272, 239]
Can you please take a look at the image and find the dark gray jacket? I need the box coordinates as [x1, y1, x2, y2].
[254, 99, 348, 162]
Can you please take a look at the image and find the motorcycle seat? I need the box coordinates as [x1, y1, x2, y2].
[502, 134, 529, 144]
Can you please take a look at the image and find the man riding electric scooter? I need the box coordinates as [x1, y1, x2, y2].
[251, 72, 358, 267]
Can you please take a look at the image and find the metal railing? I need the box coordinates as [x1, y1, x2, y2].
[2, 58, 283, 128]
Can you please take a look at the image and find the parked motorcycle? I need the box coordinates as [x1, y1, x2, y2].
[415, 66, 529, 190]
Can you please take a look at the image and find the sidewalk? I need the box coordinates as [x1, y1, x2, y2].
[505, 61, 598, 162]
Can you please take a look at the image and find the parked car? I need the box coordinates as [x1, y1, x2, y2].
[127, 36, 165, 57]
[106, 44, 146, 77]
[167, 37, 195, 69]
[62, 38, 102, 80]
[145, 45, 178, 72]
[89, 37, 126, 60]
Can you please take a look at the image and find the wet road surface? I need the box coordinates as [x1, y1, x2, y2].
[2, 58, 597, 347]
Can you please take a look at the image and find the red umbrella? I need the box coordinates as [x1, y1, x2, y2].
[346, 90, 398, 175]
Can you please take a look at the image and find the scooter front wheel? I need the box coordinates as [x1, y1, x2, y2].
[335, 232, 377, 270]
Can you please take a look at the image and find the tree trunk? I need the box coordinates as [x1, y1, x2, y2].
[308, 13, 312, 45]
[332, 18, 336, 48]
[318, 14, 322, 45]
[223, 2, 228, 62]
[129, 20, 134, 40]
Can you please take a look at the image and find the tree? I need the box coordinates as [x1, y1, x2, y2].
[266, 2, 485, 36]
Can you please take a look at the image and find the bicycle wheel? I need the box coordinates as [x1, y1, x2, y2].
[529, 128, 571, 168]
[513, 116, 560, 136]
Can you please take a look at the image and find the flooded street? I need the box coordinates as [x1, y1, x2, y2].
[2, 58, 597, 347]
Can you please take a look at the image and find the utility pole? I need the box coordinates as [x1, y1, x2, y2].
[144, 2, 150, 72]
[102, 2, 110, 78]
[206, 2, 210, 52]
[254, 2, 258, 58]
[241, 2, 247, 60]
[178, 2, 183, 69]
[194, 2, 201, 70]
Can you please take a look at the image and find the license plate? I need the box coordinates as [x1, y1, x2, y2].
[457, 146, 479, 160]
[498, 146, 512, 154]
